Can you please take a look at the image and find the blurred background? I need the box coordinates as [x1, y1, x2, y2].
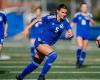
[0, 0, 100, 40]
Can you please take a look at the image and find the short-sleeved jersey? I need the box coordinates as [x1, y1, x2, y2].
[72, 12, 93, 35]
[0, 11, 7, 35]
[29, 17, 44, 38]
[38, 15, 71, 46]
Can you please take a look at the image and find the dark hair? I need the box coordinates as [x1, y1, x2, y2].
[57, 4, 68, 10]
[80, 2, 87, 7]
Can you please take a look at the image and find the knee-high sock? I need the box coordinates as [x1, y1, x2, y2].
[76, 47, 82, 61]
[40, 51, 57, 76]
[19, 61, 39, 79]
[80, 50, 86, 65]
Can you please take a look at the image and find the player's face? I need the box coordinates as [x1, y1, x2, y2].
[35, 8, 42, 17]
[80, 4, 88, 13]
[57, 8, 67, 19]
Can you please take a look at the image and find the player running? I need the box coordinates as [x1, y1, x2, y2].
[16, 4, 73, 80]
[71, 2, 95, 68]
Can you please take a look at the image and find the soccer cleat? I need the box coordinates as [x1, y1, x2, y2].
[76, 60, 79, 67]
[38, 75, 45, 80]
[16, 75, 23, 80]
[76, 60, 83, 68]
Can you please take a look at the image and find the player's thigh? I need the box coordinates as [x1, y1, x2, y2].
[83, 40, 88, 50]
[76, 37, 83, 47]
[37, 44, 54, 56]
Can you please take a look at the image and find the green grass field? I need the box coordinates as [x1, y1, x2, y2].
[0, 39, 100, 80]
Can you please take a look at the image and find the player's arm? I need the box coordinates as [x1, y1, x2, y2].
[64, 18, 73, 38]
[4, 22, 8, 38]
[90, 19, 96, 26]
[70, 13, 78, 27]
[70, 22, 76, 27]
[89, 13, 96, 26]
[23, 18, 41, 36]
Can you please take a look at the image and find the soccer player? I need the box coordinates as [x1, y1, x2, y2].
[0, 11, 9, 60]
[71, 3, 95, 68]
[16, 4, 73, 80]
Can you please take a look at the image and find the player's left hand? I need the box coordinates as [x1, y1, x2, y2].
[65, 29, 73, 38]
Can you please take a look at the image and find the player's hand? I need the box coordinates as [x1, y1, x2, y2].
[4, 32, 8, 38]
[65, 29, 73, 38]
[22, 29, 29, 37]
[36, 18, 42, 22]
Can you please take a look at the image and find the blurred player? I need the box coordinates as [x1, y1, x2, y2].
[16, 4, 73, 80]
[71, 3, 95, 68]
[0, 11, 10, 60]
[29, 6, 44, 58]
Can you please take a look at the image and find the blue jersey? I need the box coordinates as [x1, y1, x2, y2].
[72, 12, 93, 39]
[0, 11, 7, 36]
[29, 17, 44, 38]
[38, 15, 71, 46]
[0, 11, 7, 44]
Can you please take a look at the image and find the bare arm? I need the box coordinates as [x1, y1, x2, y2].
[65, 29, 73, 38]
[4, 22, 8, 38]
[70, 22, 76, 27]
[23, 18, 41, 36]
[90, 19, 96, 26]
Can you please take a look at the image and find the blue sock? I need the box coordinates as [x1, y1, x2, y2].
[40, 51, 57, 76]
[19, 61, 39, 79]
[80, 50, 86, 65]
[76, 48, 82, 61]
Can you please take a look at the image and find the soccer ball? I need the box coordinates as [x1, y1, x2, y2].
[96, 35, 100, 48]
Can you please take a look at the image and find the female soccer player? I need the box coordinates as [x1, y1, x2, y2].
[71, 3, 95, 68]
[16, 4, 73, 80]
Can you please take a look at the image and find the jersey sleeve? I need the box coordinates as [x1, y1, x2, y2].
[64, 18, 71, 30]
[72, 13, 79, 23]
[89, 13, 93, 19]
[42, 15, 49, 23]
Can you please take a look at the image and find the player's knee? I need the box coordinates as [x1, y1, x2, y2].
[48, 51, 57, 62]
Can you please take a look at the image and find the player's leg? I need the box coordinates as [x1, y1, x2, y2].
[37, 44, 57, 80]
[79, 39, 88, 66]
[76, 37, 83, 66]
[16, 52, 45, 80]
[0, 44, 3, 56]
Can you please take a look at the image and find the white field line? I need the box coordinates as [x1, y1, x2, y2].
[0, 65, 100, 69]
[9, 71, 100, 74]
[0, 79, 100, 80]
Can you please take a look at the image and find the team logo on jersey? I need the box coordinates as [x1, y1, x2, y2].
[0, 16, 3, 22]
[59, 24, 64, 29]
